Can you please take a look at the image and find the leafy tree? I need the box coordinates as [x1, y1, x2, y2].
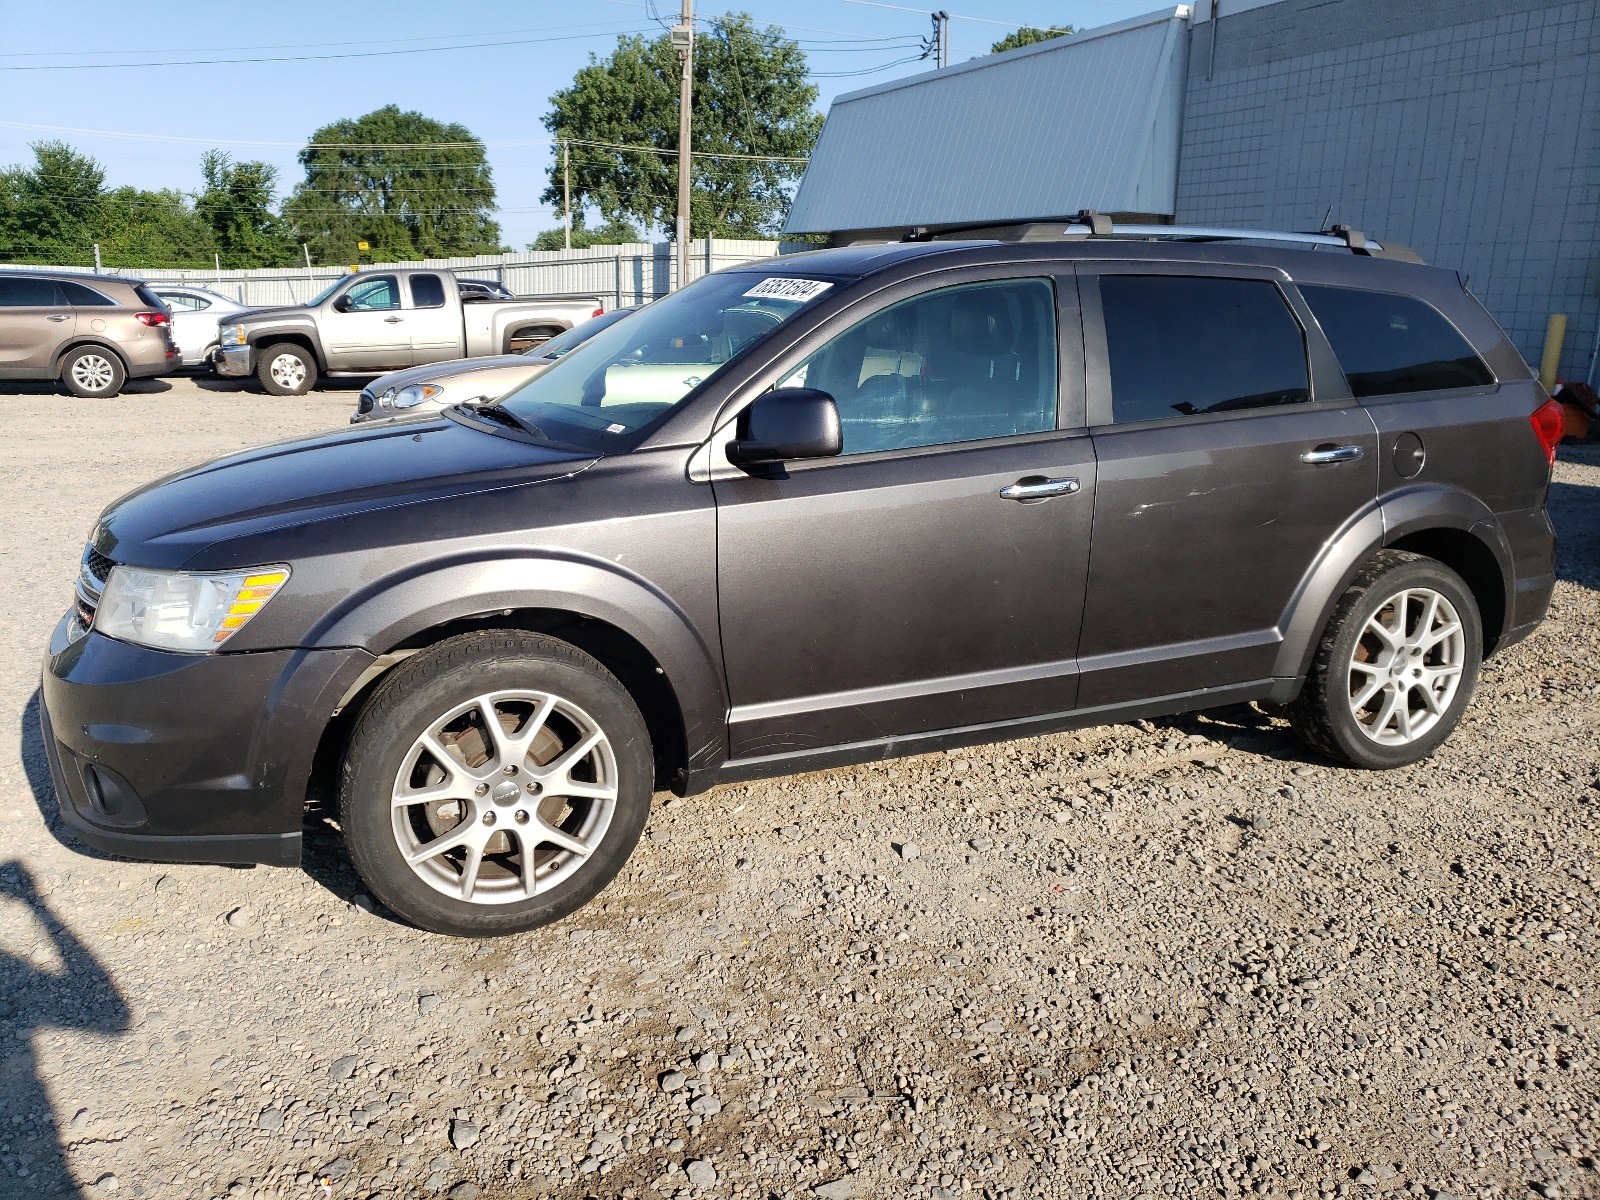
[93, 187, 216, 269]
[543, 14, 821, 239]
[196, 151, 296, 267]
[527, 213, 644, 251]
[989, 24, 1075, 54]
[283, 105, 503, 264]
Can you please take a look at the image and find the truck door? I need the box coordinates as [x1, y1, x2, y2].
[406, 272, 462, 364]
[326, 275, 411, 370]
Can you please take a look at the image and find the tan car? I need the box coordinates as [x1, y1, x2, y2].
[0, 272, 178, 397]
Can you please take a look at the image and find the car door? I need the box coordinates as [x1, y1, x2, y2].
[1074, 264, 1378, 708]
[712, 271, 1098, 762]
[324, 274, 411, 370]
[0, 277, 74, 371]
[153, 290, 212, 364]
[405, 272, 462, 363]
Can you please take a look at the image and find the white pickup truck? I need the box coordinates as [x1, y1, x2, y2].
[213, 267, 603, 395]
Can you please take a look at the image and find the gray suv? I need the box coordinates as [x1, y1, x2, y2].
[0, 271, 178, 396]
[40, 219, 1560, 937]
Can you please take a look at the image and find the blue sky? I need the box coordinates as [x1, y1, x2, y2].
[1, 0, 1159, 251]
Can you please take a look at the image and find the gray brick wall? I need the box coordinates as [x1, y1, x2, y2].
[1176, 0, 1600, 384]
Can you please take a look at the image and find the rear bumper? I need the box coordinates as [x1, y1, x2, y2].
[216, 345, 253, 377]
[40, 616, 372, 866]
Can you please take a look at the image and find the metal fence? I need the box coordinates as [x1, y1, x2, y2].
[0, 239, 787, 309]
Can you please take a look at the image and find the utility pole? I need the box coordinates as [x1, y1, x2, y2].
[562, 140, 572, 251]
[92, 243, 101, 273]
[672, 0, 694, 290]
[938, 11, 949, 68]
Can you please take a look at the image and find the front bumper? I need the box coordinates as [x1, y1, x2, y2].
[216, 345, 253, 377]
[40, 615, 372, 866]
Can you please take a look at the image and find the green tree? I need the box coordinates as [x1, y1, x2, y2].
[543, 14, 821, 239]
[527, 213, 643, 251]
[283, 105, 503, 264]
[989, 24, 1075, 54]
[196, 151, 296, 267]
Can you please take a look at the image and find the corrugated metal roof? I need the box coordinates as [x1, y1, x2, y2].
[784, 7, 1192, 236]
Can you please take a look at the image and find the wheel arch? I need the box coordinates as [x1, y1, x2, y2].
[502, 323, 566, 355]
[251, 330, 325, 371]
[52, 337, 129, 377]
[1272, 485, 1513, 684]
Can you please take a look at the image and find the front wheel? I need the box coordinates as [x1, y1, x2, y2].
[1287, 550, 1482, 768]
[257, 343, 317, 395]
[339, 631, 654, 937]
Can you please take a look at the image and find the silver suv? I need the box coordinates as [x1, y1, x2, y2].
[0, 272, 177, 396]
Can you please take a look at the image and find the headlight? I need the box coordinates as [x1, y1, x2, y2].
[220, 325, 247, 346]
[94, 565, 290, 653]
[391, 383, 443, 409]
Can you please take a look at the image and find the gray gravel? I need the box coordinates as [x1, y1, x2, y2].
[1, 377, 1596, 1200]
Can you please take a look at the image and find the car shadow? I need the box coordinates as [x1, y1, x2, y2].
[192, 376, 373, 394]
[0, 860, 131, 1198]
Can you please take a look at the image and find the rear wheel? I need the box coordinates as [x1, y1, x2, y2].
[257, 343, 317, 395]
[60, 347, 126, 398]
[1288, 550, 1482, 768]
[339, 631, 654, 937]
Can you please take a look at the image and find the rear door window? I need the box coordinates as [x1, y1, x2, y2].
[1098, 275, 1309, 424]
[410, 273, 447, 308]
[0, 278, 66, 306]
[1299, 285, 1494, 397]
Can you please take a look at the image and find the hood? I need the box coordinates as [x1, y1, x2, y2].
[234, 305, 314, 324]
[93, 417, 595, 570]
[364, 354, 535, 397]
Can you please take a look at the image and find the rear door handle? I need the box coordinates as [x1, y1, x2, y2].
[1300, 444, 1364, 465]
[46, 314, 70, 322]
[1000, 477, 1080, 501]
[384, 316, 404, 323]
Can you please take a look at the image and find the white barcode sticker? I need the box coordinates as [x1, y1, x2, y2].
[742, 277, 833, 302]
[607, 423, 626, 433]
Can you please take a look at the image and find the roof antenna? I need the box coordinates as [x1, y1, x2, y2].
[1319, 204, 1333, 234]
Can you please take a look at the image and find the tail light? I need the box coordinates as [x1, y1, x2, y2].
[1530, 398, 1563, 465]
[134, 311, 169, 327]
[592, 307, 604, 318]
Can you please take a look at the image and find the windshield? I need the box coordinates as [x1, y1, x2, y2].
[523, 307, 636, 360]
[305, 278, 347, 307]
[494, 272, 839, 450]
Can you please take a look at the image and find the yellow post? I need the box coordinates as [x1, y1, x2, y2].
[1538, 313, 1567, 392]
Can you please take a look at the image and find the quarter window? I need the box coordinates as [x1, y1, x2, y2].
[342, 275, 401, 312]
[58, 280, 117, 306]
[410, 273, 447, 308]
[777, 279, 1058, 455]
[1099, 276, 1310, 424]
[156, 291, 209, 311]
[0, 278, 64, 306]
[1299, 285, 1493, 397]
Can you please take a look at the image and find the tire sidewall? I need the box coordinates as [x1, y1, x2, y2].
[340, 634, 653, 937]
[62, 347, 125, 398]
[1319, 559, 1483, 768]
[257, 344, 316, 396]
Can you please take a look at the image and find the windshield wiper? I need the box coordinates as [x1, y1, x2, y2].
[445, 400, 587, 452]
[469, 401, 550, 440]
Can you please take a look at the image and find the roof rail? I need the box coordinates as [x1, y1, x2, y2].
[909, 211, 1424, 263]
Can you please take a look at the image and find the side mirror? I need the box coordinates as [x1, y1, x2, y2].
[332, 294, 352, 313]
[727, 388, 842, 467]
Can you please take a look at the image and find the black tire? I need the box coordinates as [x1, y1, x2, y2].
[256, 342, 317, 395]
[1287, 550, 1482, 769]
[59, 346, 126, 398]
[339, 630, 654, 937]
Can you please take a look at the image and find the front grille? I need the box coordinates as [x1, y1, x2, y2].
[85, 548, 115, 586]
[357, 391, 375, 415]
[74, 545, 114, 635]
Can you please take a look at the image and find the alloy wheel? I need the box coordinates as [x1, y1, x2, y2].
[390, 689, 619, 904]
[269, 353, 307, 390]
[1346, 587, 1465, 745]
[71, 353, 115, 393]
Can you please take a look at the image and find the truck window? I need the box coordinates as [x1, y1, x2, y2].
[410, 274, 447, 309]
[344, 276, 401, 312]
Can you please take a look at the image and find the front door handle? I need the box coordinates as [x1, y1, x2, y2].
[384, 316, 404, 323]
[1300, 444, 1364, 465]
[1000, 476, 1080, 501]
[46, 314, 70, 322]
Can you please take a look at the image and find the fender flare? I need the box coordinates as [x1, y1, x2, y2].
[52, 337, 130, 376]
[303, 550, 729, 772]
[1271, 484, 1512, 681]
[246, 325, 328, 372]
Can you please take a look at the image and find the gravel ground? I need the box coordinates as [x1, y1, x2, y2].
[1, 376, 1596, 1200]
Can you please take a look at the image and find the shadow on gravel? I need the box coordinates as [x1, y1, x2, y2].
[0, 861, 130, 1198]
[1549, 478, 1600, 592]
[18, 691, 118, 863]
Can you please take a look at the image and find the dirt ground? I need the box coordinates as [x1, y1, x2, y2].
[1, 374, 1595, 1200]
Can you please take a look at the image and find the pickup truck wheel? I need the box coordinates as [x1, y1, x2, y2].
[1287, 551, 1482, 769]
[339, 630, 654, 937]
[60, 346, 126, 398]
[257, 343, 317, 395]
[507, 326, 562, 354]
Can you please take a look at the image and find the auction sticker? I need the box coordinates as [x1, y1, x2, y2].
[743, 277, 833, 302]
